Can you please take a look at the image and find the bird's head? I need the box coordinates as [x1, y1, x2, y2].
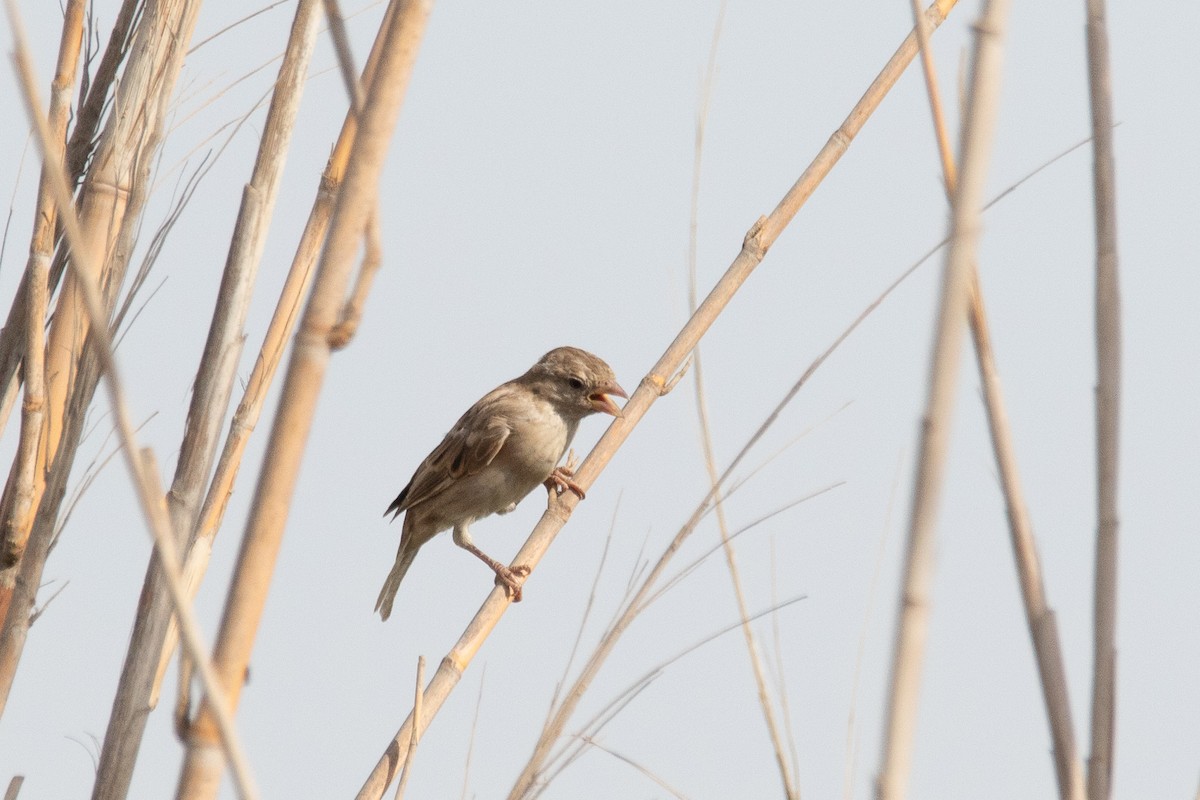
[524, 346, 627, 421]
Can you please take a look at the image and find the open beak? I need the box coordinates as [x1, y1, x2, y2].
[589, 381, 628, 418]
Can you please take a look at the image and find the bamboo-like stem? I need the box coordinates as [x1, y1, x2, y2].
[685, 3, 797, 797]
[512, 230, 917, 800]
[39, 0, 203, 489]
[0, 0, 139, 438]
[0, 0, 84, 636]
[1083, 0, 1121, 797]
[874, 1, 1011, 798]
[356, 4, 960, 797]
[904, 3, 1086, 798]
[152, 1, 402, 702]
[3, 8, 260, 798]
[90, 4, 323, 797]
[970, 285, 1086, 800]
[174, 4, 432, 797]
[0, 0, 195, 713]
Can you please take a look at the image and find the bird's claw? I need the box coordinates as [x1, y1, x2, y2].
[544, 465, 585, 500]
[494, 564, 531, 602]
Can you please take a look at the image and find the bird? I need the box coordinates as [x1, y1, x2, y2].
[376, 346, 627, 620]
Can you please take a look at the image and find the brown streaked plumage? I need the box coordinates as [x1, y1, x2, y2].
[376, 347, 626, 619]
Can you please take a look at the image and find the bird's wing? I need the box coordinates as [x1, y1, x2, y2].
[389, 385, 515, 514]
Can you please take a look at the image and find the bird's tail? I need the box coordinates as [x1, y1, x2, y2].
[375, 542, 418, 621]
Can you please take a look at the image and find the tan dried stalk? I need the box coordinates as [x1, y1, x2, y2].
[1083, 1, 1120, 798]
[685, 2, 797, 796]
[37, 0, 203, 503]
[904, 2, 1086, 798]
[90, 3, 324, 797]
[0, 0, 85, 626]
[153, 0, 400, 702]
[0, 0, 140, 438]
[3, 7, 259, 798]
[517, 222, 927, 800]
[355, 4, 961, 797]
[874, 0, 1012, 798]
[174, 3, 433, 797]
[0, 0, 204, 712]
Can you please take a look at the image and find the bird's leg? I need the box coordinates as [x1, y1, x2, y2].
[544, 449, 586, 500]
[453, 524, 530, 602]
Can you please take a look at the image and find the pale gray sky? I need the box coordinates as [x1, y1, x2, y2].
[1, 1, 1197, 798]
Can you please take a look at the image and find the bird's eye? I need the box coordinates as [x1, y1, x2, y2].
[568, 376, 585, 390]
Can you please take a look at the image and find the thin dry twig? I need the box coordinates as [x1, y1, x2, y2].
[684, 1, 797, 796]
[874, 0, 1012, 797]
[459, 666, 486, 800]
[1083, 1, 1121, 798]
[579, 737, 690, 800]
[355, 6, 961, 796]
[842, 455, 902, 800]
[536, 596, 807, 797]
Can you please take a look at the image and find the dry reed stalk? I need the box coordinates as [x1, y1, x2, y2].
[874, 0, 1012, 798]
[90, 3, 324, 797]
[152, 0, 401, 704]
[3, 775, 21, 800]
[355, 7, 961, 796]
[1083, 1, 1120, 798]
[0, 0, 85, 631]
[35, 0, 203, 510]
[514, 240, 919, 800]
[0, 0, 140, 437]
[904, 3, 1086, 798]
[0, 0, 203, 712]
[3, 9, 259, 798]
[685, 2, 797, 796]
[174, 3, 433, 797]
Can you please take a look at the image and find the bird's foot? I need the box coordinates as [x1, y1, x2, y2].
[493, 564, 531, 602]
[544, 466, 585, 500]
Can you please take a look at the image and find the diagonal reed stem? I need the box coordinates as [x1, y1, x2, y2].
[354, 3, 961, 797]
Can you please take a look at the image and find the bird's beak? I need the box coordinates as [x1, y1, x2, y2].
[589, 381, 628, 418]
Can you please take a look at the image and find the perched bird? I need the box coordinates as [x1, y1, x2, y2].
[376, 347, 627, 620]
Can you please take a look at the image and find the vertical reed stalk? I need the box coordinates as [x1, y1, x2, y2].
[152, 2, 401, 707]
[0, 0, 85, 649]
[874, 0, 1011, 797]
[904, 2, 1086, 798]
[0, 0, 203, 714]
[4, 7, 259, 796]
[174, 3, 433, 797]
[90, 4, 323, 797]
[1083, 0, 1121, 797]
